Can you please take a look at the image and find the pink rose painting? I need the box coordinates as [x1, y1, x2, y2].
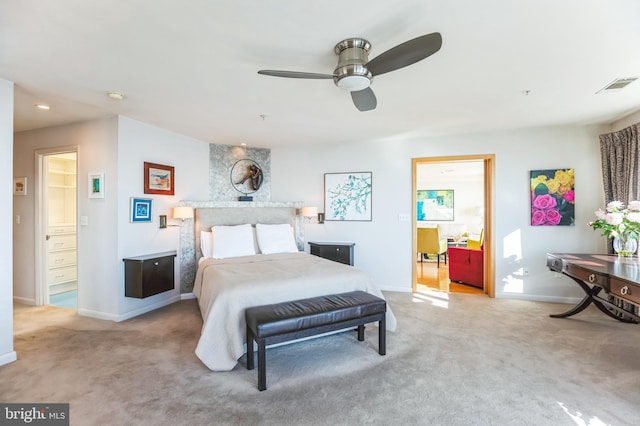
[530, 169, 575, 226]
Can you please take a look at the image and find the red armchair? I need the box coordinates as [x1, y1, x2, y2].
[448, 245, 484, 289]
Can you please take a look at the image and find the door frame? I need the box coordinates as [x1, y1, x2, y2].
[412, 154, 495, 297]
[34, 146, 79, 306]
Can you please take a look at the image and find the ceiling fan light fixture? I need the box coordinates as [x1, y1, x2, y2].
[333, 64, 372, 91]
[335, 74, 371, 91]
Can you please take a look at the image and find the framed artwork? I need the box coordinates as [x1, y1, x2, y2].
[88, 172, 105, 198]
[144, 162, 174, 195]
[130, 197, 153, 223]
[417, 190, 454, 221]
[13, 177, 27, 196]
[324, 172, 372, 221]
[530, 168, 575, 226]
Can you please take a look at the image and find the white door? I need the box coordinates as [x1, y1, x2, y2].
[37, 150, 78, 309]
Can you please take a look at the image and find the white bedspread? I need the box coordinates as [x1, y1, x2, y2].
[192, 252, 397, 371]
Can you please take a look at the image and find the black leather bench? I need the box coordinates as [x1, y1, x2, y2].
[245, 290, 387, 391]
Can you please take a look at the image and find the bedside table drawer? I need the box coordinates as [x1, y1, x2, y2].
[308, 242, 355, 266]
[123, 252, 177, 298]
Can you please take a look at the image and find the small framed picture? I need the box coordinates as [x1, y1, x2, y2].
[144, 162, 174, 196]
[13, 177, 27, 196]
[130, 197, 153, 223]
[88, 172, 105, 198]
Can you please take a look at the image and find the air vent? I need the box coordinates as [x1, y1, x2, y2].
[597, 77, 638, 93]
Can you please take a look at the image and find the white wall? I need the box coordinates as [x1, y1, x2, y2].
[0, 79, 16, 366]
[116, 116, 209, 319]
[610, 109, 640, 132]
[271, 125, 609, 302]
[13, 116, 209, 321]
[13, 117, 119, 317]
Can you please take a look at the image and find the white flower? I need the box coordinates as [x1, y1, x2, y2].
[594, 209, 606, 219]
[627, 212, 640, 223]
[628, 200, 640, 211]
[605, 212, 624, 226]
[607, 201, 624, 211]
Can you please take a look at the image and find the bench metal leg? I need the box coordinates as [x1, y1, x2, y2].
[258, 340, 266, 391]
[357, 324, 365, 341]
[246, 325, 254, 370]
[379, 317, 386, 356]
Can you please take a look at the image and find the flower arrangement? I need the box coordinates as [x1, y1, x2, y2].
[588, 200, 640, 240]
[530, 168, 575, 226]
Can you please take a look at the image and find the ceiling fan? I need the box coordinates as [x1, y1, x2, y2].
[258, 32, 442, 112]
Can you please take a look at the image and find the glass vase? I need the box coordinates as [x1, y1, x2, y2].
[613, 235, 638, 257]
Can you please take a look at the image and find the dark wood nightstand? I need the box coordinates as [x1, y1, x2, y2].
[308, 242, 355, 266]
[123, 251, 176, 298]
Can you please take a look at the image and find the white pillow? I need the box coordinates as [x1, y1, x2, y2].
[200, 231, 213, 259]
[211, 224, 256, 259]
[251, 225, 261, 254]
[255, 223, 299, 254]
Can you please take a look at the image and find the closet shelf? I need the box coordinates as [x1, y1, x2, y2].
[48, 184, 76, 189]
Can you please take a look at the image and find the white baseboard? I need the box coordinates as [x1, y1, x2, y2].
[495, 292, 582, 305]
[0, 351, 17, 367]
[76, 308, 119, 322]
[378, 286, 412, 293]
[77, 295, 183, 322]
[13, 296, 35, 305]
[180, 292, 196, 300]
[116, 294, 182, 322]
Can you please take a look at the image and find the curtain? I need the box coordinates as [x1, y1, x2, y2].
[599, 123, 640, 315]
[599, 123, 640, 204]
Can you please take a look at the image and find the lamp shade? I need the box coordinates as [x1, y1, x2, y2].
[301, 206, 318, 218]
[173, 206, 194, 220]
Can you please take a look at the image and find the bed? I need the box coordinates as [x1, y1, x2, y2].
[190, 206, 397, 371]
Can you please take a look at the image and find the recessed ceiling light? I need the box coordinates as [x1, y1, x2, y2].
[240, 143, 247, 147]
[35, 104, 50, 110]
[107, 91, 125, 100]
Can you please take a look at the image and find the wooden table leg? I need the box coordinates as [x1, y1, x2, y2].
[550, 276, 596, 318]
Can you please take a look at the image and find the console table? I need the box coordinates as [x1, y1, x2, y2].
[546, 253, 640, 323]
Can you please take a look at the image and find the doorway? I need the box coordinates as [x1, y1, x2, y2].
[412, 155, 494, 297]
[36, 150, 78, 309]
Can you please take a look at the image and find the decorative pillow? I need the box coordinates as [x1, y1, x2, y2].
[200, 231, 213, 259]
[211, 224, 256, 259]
[255, 223, 299, 254]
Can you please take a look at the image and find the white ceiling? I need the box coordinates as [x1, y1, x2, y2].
[2, 0, 639, 149]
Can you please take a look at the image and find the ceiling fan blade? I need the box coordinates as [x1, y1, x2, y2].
[257, 70, 334, 79]
[366, 32, 442, 77]
[351, 87, 377, 112]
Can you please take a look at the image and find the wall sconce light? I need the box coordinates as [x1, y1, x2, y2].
[160, 207, 194, 229]
[173, 206, 194, 222]
[302, 206, 324, 224]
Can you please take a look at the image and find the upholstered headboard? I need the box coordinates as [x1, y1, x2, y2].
[178, 202, 304, 293]
[194, 206, 300, 262]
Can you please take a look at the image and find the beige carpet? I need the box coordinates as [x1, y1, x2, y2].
[2, 290, 639, 426]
